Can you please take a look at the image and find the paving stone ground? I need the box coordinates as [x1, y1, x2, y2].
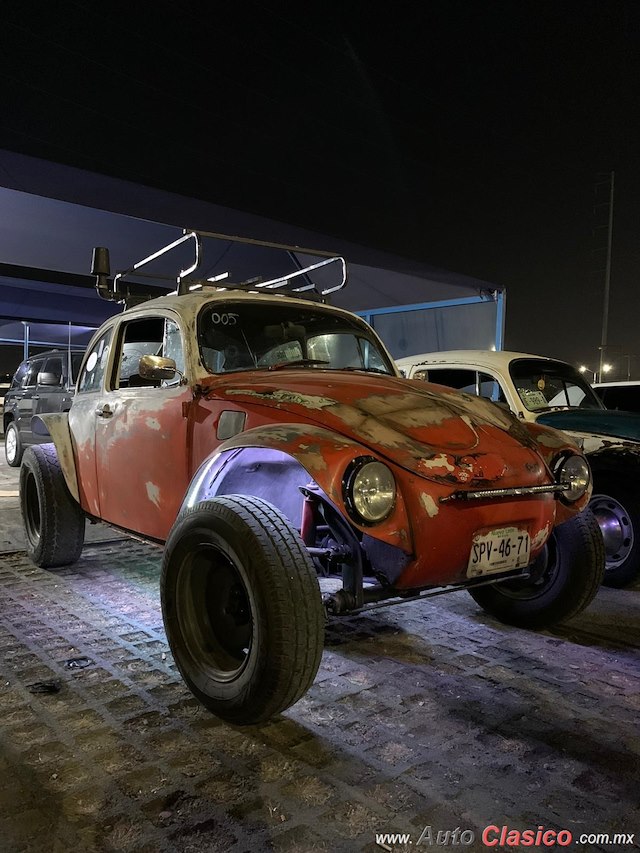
[0, 456, 639, 852]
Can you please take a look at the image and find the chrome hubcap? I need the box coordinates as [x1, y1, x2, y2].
[590, 494, 633, 571]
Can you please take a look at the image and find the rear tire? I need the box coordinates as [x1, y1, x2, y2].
[161, 495, 324, 725]
[590, 482, 640, 588]
[5, 422, 23, 467]
[20, 444, 85, 567]
[469, 511, 605, 629]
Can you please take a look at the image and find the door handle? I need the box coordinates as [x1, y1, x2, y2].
[96, 403, 113, 418]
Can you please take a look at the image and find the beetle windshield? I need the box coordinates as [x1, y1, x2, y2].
[198, 301, 394, 375]
[509, 358, 604, 412]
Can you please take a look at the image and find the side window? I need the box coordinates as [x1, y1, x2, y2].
[113, 316, 183, 389]
[24, 360, 45, 388]
[413, 367, 507, 403]
[115, 317, 164, 388]
[364, 341, 388, 372]
[424, 368, 479, 392]
[10, 362, 28, 389]
[478, 372, 507, 404]
[39, 356, 63, 385]
[77, 329, 113, 394]
[598, 387, 640, 412]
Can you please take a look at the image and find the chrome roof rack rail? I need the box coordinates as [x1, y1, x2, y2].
[92, 229, 347, 307]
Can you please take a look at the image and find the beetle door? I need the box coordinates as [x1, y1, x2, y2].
[93, 315, 191, 541]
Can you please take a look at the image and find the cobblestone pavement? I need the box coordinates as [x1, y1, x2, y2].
[0, 459, 639, 852]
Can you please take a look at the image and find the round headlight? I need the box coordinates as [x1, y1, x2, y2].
[557, 454, 591, 502]
[346, 459, 396, 524]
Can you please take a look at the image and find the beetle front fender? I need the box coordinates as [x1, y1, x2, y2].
[182, 423, 413, 553]
[31, 413, 80, 503]
[510, 420, 593, 521]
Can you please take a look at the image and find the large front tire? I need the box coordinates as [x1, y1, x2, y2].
[589, 481, 640, 588]
[19, 444, 85, 567]
[161, 496, 325, 725]
[468, 511, 605, 629]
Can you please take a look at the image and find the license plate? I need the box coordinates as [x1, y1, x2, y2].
[467, 527, 530, 577]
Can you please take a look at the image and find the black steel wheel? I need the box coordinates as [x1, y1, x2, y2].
[5, 422, 23, 467]
[161, 495, 324, 725]
[19, 444, 85, 567]
[468, 511, 605, 629]
[590, 482, 640, 588]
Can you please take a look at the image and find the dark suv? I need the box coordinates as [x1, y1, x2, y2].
[3, 349, 84, 466]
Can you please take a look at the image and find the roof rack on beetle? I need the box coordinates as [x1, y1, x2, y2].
[91, 228, 347, 309]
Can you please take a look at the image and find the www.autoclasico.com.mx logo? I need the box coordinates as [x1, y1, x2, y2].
[375, 824, 636, 849]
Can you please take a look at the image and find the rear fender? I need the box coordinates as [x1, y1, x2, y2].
[182, 423, 413, 552]
[31, 413, 80, 503]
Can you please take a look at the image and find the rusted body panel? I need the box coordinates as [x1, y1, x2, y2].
[96, 387, 191, 540]
[213, 372, 552, 482]
[69, 386, 191, 538]
[183, 419, 561, 588]
[577, 433, 640, 456]
[178, 379, 586, 588]
[191, 423, 413, 553]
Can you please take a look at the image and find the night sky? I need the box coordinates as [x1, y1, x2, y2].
[1, 1, 639, 375]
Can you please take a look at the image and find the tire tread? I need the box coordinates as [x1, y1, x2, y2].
[162, 495, 324, 724]
[20, 444, 85, 567]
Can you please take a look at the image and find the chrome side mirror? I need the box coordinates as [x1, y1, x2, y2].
[138, 354, 178, 381]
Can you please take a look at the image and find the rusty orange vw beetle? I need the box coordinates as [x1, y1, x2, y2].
[20, 231, 604, 724]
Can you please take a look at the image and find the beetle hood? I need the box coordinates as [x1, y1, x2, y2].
[217, 372, 550, 486]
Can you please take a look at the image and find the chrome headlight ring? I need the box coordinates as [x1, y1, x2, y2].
[554, 453, 591, 502]
[343, 457, 396, 525]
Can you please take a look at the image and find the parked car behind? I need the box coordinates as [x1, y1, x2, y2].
[19, 233, 603, 725]
[396, 350, 640, 588]
[0, 373, 11, 424]
[3, 349, 84, 466]
[593, 380, 640, 413]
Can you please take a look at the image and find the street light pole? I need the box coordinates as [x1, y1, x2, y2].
[598, 171, 615, 383]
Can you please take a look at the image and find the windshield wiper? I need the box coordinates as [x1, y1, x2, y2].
[528, 404, 572, 413]
[339, 365, 392, 375]
[268, 359, 330, 371]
